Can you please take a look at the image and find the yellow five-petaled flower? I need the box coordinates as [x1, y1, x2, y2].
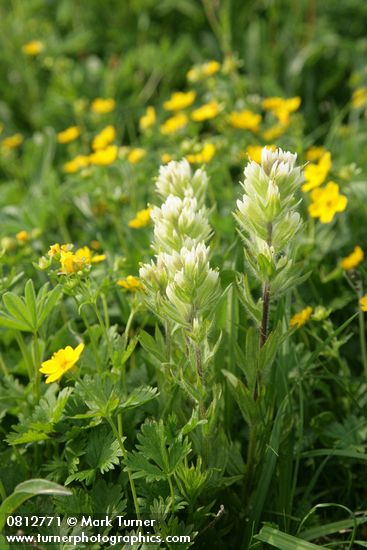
[39, 343, 84, 384]
[290, 306, 313, 328]
[117, 276, 145, 292]
[341, 246, 364, 271]
[308, 182, 347, 224]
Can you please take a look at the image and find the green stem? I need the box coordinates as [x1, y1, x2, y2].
[106, 416, 140, 519]
[32, 332, 41, 401]
[94, 302, 114, 367]
[123, 308, 136, 348]
[101, 294, 110, 330]
[80, 308, 102, 372]
[15, 332, 34, 394]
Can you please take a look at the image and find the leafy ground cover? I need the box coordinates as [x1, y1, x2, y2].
[1, 1, 367, 549]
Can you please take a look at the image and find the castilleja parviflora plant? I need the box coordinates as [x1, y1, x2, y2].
[228, 146, 307, 541]
[235, 146, 306, 346]
[140, 159, 220, 402]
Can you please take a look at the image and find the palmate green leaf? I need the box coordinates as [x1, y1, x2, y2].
[86, 427, 122, 473]
[6, 386, 72, 445]
[0, 312, 31, 331]
[2, 292, 33, 332]
[126, 418, 191, 482]
[75, 375, 120, 418]
[65, 469, 96, 486]
[0, 479, 71, 531]
[90, 479, 127, 515]
[74, 375, 158, 418]
[0, 281, 62, 334]
[120, 386, 159, 411]
[37, 284, 63, 327]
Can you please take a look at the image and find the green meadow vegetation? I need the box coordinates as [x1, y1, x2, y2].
[1, 1, 367, 548]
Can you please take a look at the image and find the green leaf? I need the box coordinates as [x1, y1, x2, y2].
[37, 284, 63, 328]
[126, 418, 191, 482]
[222, 369, 256, 425]
[0, 479, 71, 531]
[255, 526, 324, 549]
[235, 273, 262, 324]
[86, 427, 122, 474]
[6, 386, 72, 445]
[0, 312, 32, 332]
[259, 322, 286, 385]
[120, 386, 159, 411]
[2, 292, 33, 332]
[24, 279, 37, 330]
[139, 329, 167, 362]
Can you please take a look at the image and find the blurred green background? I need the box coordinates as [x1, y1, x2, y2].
[2, 0, 367, 134]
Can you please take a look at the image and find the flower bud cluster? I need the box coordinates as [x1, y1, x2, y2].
[140, 159, 219, 326]
[235, 147, 304, 294]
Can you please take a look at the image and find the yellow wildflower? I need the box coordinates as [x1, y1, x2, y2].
[191, 101, 220, 122]
[340, 246, 364, 270]
[305, 146, 327, 162]
[308, 182, 348, 224]
[352, 88, 367, 109]
[1, 133, 23, 149]
[302, 152, 332, 192]
[160, 113, 188, 135]
[89, 145, 118, 166]
[59, 250, 78, 274]
[128, 148, 146, 164]
[261, 124, 287, 141]
[163, 91, 196, 111]
[59, 245, 105, 274]
[16, 230, 29, 243]
[91, 98, 116, 114]
[186, 143, 216, 163]
[117, 275, 145, 292]
[262, 97, 284, 111]
[290, 306, 313, 328]
[139, 106, 156, 131]
[40, 343, 84, 384]
[48, 244, 61, 257]
[202, 60, 221, 76]
[57, 126, 81, 144]
[22, 40, 43, 56]
[128, 208, 152, 229]
[360, 295, 367, 312]
[161, 153, 173, 163]
[92, 125, 116, 150]
[187, 60, 221, 82]
[228, 110, 261, 131]
[262, 96, 301, 125]
[63, 154, 90, 173]
[74, 246, 106, 265]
